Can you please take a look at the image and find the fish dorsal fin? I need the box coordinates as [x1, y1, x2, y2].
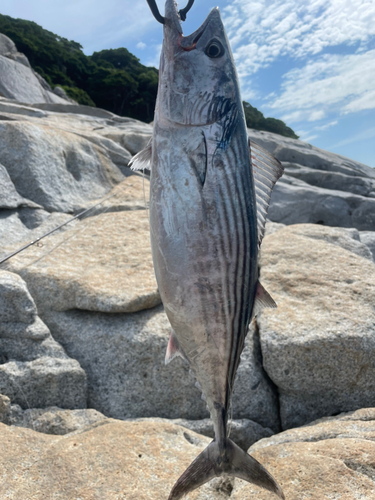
[252, 280, 277, 318]
[249, 139, 284, 247]
[165, 329, 188, 365]
[129, 139, 152, 171]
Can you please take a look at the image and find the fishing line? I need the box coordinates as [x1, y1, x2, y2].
[0, 171, 149, 269]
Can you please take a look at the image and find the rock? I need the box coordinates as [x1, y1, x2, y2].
[268, 180, 375, 230]
[247, 128, 375, 231]
[0, 34, 17, 56]
[9, 406, 107, 435]
[42, 307, 279, 430]
[248, 128, 375, 179]
[0, 270, 87, 409]
[32, 102, 117, 118]
[0, 419, 227, 499]
[251, 407, 375, 451]
[232, 408, 375, 500]
[173, 417, 274, 451]
[280, 224, 372, 260]
[0, 163, 41, 210]
[0, 357, 87, 409]
[360, 231, 375, 261]
[0, 394, 10, 423]
[0, 121, 126, 212]
[0, 54, 67, 104]
[284, 163, 375, 197]
[52, 86, 77, 103]
[0, 209, 76, 250]
[0, 99, 48, 118]
[0, 269, 50, 338]
[258, 224, 375, 429]
[3, 209, 160, 314]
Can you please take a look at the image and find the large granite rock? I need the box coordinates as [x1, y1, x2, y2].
[0, 419, 226, 500]
[9, 406, 107, 435]
[258, 224, 375, 429]
[0, 270, 87, 409]
[231, 408, 375, 500]
[42, 307, 280, 430]
[248, 129, 375, 231]
[0, 121, 126, 212]
[0, 33, 69, 104]
[3, 209, 159, 314]
[141, 416, 274, 451]
[0, 163, 40, 209]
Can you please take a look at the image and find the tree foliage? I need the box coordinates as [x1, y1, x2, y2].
[0, 13, 298, 137]
[243, 101, 299, 139]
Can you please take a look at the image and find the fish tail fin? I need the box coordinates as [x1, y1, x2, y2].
[168, 438, 284, 500]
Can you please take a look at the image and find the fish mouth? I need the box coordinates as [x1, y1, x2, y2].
[164, 0, 221, 51]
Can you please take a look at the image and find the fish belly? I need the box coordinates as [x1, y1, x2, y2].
[150, 121, 258, 415]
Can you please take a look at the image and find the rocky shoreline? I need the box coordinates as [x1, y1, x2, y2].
[1, 32, 375, 498]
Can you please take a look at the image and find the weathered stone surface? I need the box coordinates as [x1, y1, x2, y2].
[248, 129, 375, 231]
[0, 270, 51, 344]
[0, 394, 10, 423]
[248, 128, 375, 179]
[0, 163, 39, 209]
[360, 231, 375, 261]
[258, 224, 375, 429]
[170, 417, 274, 451]
[251, 407, 375, 451]
[0, 270, 88, 410]
[0, 34, 17, 56]
[9, 406, 107, 435]
[284, 163, 375, 197]
[268, 180, 375, 230]
[0, 357, 87, 409]
[42, 307, 279, 430]
[0, 121, 125, 212]
[0, 419, 226, 500]
[4, 210, 159, 314]
[232, 408, 375, 499]
[0, 99, 47, 118]
[0, 209, 76, 250]
[0, 54, 67, 104]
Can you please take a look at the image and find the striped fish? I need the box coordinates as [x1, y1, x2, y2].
[130, 1, 284, 498]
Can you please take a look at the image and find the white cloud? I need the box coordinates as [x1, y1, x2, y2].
[268, 50, 375, 121]
[136, 42, 146, 50]
[315, 120, 338, 130]
[329, 126, 375, 149]
[223, 0, 375, 77]
[144, 43, 162, 69]
[0, 0, 156, 54]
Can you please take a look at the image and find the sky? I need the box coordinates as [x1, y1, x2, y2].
[1, 0, 375, 168]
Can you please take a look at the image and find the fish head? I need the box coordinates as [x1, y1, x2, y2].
[158, 0, 240, 126]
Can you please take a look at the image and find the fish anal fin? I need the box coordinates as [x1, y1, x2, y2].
[168, 438, 284, 500]
[253, 281, 277, 317]
[165, 329, 188, 365]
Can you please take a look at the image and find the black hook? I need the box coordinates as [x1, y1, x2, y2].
[178, 0, 195, 21]
[146, 0, 165, 24]
[145, 0, 195, 24]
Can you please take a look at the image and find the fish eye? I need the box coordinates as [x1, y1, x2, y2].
[205, 40, 224, 58]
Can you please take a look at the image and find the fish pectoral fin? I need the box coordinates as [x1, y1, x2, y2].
[165, 329, 188, 365]
[249, 139, 284, 247]
[253, 280, 277, 317]
[168, 438, 284, 500]
[128, 138, 152, 171]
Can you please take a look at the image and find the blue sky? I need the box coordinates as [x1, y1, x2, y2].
[2, 0, 375, 168]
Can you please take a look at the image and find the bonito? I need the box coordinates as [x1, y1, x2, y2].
[131, 1, 285, 498]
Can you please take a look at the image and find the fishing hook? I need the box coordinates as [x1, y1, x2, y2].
[145, 0, 195, 24]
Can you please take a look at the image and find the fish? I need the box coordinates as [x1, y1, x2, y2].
[130, 1, 285, 499]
